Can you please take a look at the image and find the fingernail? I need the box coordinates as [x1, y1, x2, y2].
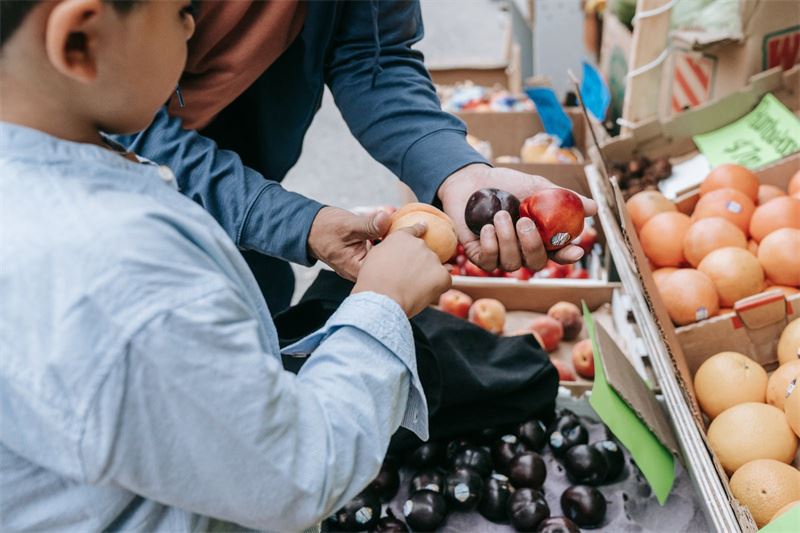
[519, 219, 535, 233]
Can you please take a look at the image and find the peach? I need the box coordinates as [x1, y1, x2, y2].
[572, 339, 595, 379]
[388, 211, 457, 263]
[547, 302, 583, 341]
[438, 289, 473, 319]
[468, 298, 506, 334]
[529, 316, 564, 352]
[520, 189, 585, 251]
[551, 359, 576, 381]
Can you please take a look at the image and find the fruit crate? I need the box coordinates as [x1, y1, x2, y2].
[586, 67, 800, 533]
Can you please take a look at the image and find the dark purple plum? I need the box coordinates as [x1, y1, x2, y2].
[593, 440, 625, 482]
[508, 488, 550, 531]
[508, 452, 547, 490]
[478, 473, 514, 523]
[374, 508, 409, 532]
[465, 188, 521, 235]
[403, 490, 448, 531]
[444, 467, 484, 511]
[537, 516, 581, 532]
[492, 434, 531, 475]
[564, 444, 609, 486]
[330, 489, 381, 531]
[451, 446, 493, 478]
[560, 485, 607, 528]
[517, 419, 548, 451]
[406, 442, 445, 470]
[549, 424, 588, 458]
[368, 459, 400, 502]
[409, 469, 445, 494]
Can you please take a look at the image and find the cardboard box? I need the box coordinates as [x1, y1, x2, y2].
[599, 13, 633, 120]
[587, 68, 800, 531]
[662, 0, 800, 117]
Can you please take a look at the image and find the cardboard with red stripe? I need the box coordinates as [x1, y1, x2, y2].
[662, 0, 800, 118]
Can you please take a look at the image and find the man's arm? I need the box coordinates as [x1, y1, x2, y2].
[325, 0, 489, 204]
[113, 108, 324, 265]
[79, 289, 427, 531]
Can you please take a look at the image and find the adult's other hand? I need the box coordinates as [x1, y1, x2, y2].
[307, 206, 391, 281]
[438, 164, 598, 272]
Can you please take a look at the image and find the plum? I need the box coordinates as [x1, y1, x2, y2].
[465, 188, 521, 235]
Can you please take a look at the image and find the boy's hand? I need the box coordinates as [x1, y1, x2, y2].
[353, 224, 452, 317]
[307, 207, 392, 281]
[438, 164, 598, 272]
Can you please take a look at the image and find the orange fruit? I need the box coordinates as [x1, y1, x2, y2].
[626, 191, 677, 233]
[778, 318, 800, 366]
[771, 501, 800, 524]
[767, 360, 800, 410]
[749, 196, 800, 242]
[786, 377, 800, 438]
[640, 212, 692, 267]
[789, 169, 800, 196]
[694, 351, 767, 419]
[700, 164, 760, 201]
[683, 217, 747, 267]
[388, 212, 457, 263]
[707, 403, 798, 474]
[758, 228, 800, 287]
[652, 267, 677, 290]
[758, 184, 787, 205]
[729, 459, 800, 527]
[693, 188, 755, 236]
[698, 247, 765, 307]
[659, 269, 719, 326]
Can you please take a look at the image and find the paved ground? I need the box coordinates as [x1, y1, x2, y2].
[282, 0, 510, 300]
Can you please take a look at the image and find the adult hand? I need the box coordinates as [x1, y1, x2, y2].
[437, 164, 598, 272]
[307, 206, 391, 281]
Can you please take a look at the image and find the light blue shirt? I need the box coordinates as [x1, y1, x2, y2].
[0, 123, 428, 532]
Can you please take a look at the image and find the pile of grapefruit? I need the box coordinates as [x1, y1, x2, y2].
[627, 164, 800, 326]
[692, 318, 800, 527]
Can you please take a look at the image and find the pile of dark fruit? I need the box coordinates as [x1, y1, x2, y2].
[609, 157, 672, 200]
[326, 410, 628, 532]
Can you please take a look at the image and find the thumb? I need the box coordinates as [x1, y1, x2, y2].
[395, 222, 428, 239]
[359, 210, 393, 239]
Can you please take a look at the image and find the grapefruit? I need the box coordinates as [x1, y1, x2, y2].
[659, 269, 719, 325]
[698, 247, 765, 307]
[626, 191, 677, 233]
[729, 459, 800, 527]
[771, 501, 800, 524]
[749, 196, 800, 242]
[767, 360, 800, 410]
[707, 402, 798, 474]
[758, 184, 787, 205]
[789, 169, 800, 196]
[778, 318, 800, 366]
[700, 164, 760, 201]
[652, 267, 677, 290]
[683, 217, 747, 267]
[784, 377, 800, 438]
[692, 188, 755, 236]
[758, 228, 800, 287]
[694, 351, 767, 419]
[640, 212, 692, 267]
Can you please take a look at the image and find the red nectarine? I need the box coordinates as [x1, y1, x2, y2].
[468, 298, 506, 334]
[520, 189, 585, 251]
[438, 289, 473, 319]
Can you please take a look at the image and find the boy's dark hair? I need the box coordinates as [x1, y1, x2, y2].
[1, 1, 137, 47]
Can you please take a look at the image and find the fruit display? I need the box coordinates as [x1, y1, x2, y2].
[609, 156, 672, 200]
[520, 134, 583, 165]
[327, 402, 664, 532]
[387, 203, 458, 263]
[625, 163, 800, 327]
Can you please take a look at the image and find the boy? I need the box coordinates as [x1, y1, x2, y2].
[0, 1, 451, 530]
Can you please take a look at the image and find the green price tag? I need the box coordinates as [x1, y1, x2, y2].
[584, 303, 676, 505]
[693, 93, 800, 169]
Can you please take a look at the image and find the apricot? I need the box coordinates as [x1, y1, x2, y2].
[388, 209, 457, 263]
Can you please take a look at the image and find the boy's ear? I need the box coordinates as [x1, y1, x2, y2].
[45, 0, 105, 83]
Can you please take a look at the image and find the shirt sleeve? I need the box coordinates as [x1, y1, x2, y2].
[325, 0, 489, 203]
[111, 107, 324, 266]
[78, 289, 427, 531]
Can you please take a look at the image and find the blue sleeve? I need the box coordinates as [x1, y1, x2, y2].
[80, 290, 427, 531]
[112, 108, 324, 266]
[325, 0, 489, 204]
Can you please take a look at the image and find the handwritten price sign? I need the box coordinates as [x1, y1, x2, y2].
[693, 94, 800, 169]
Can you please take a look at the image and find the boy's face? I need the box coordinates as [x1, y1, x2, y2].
[98, 0, 195, 133]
